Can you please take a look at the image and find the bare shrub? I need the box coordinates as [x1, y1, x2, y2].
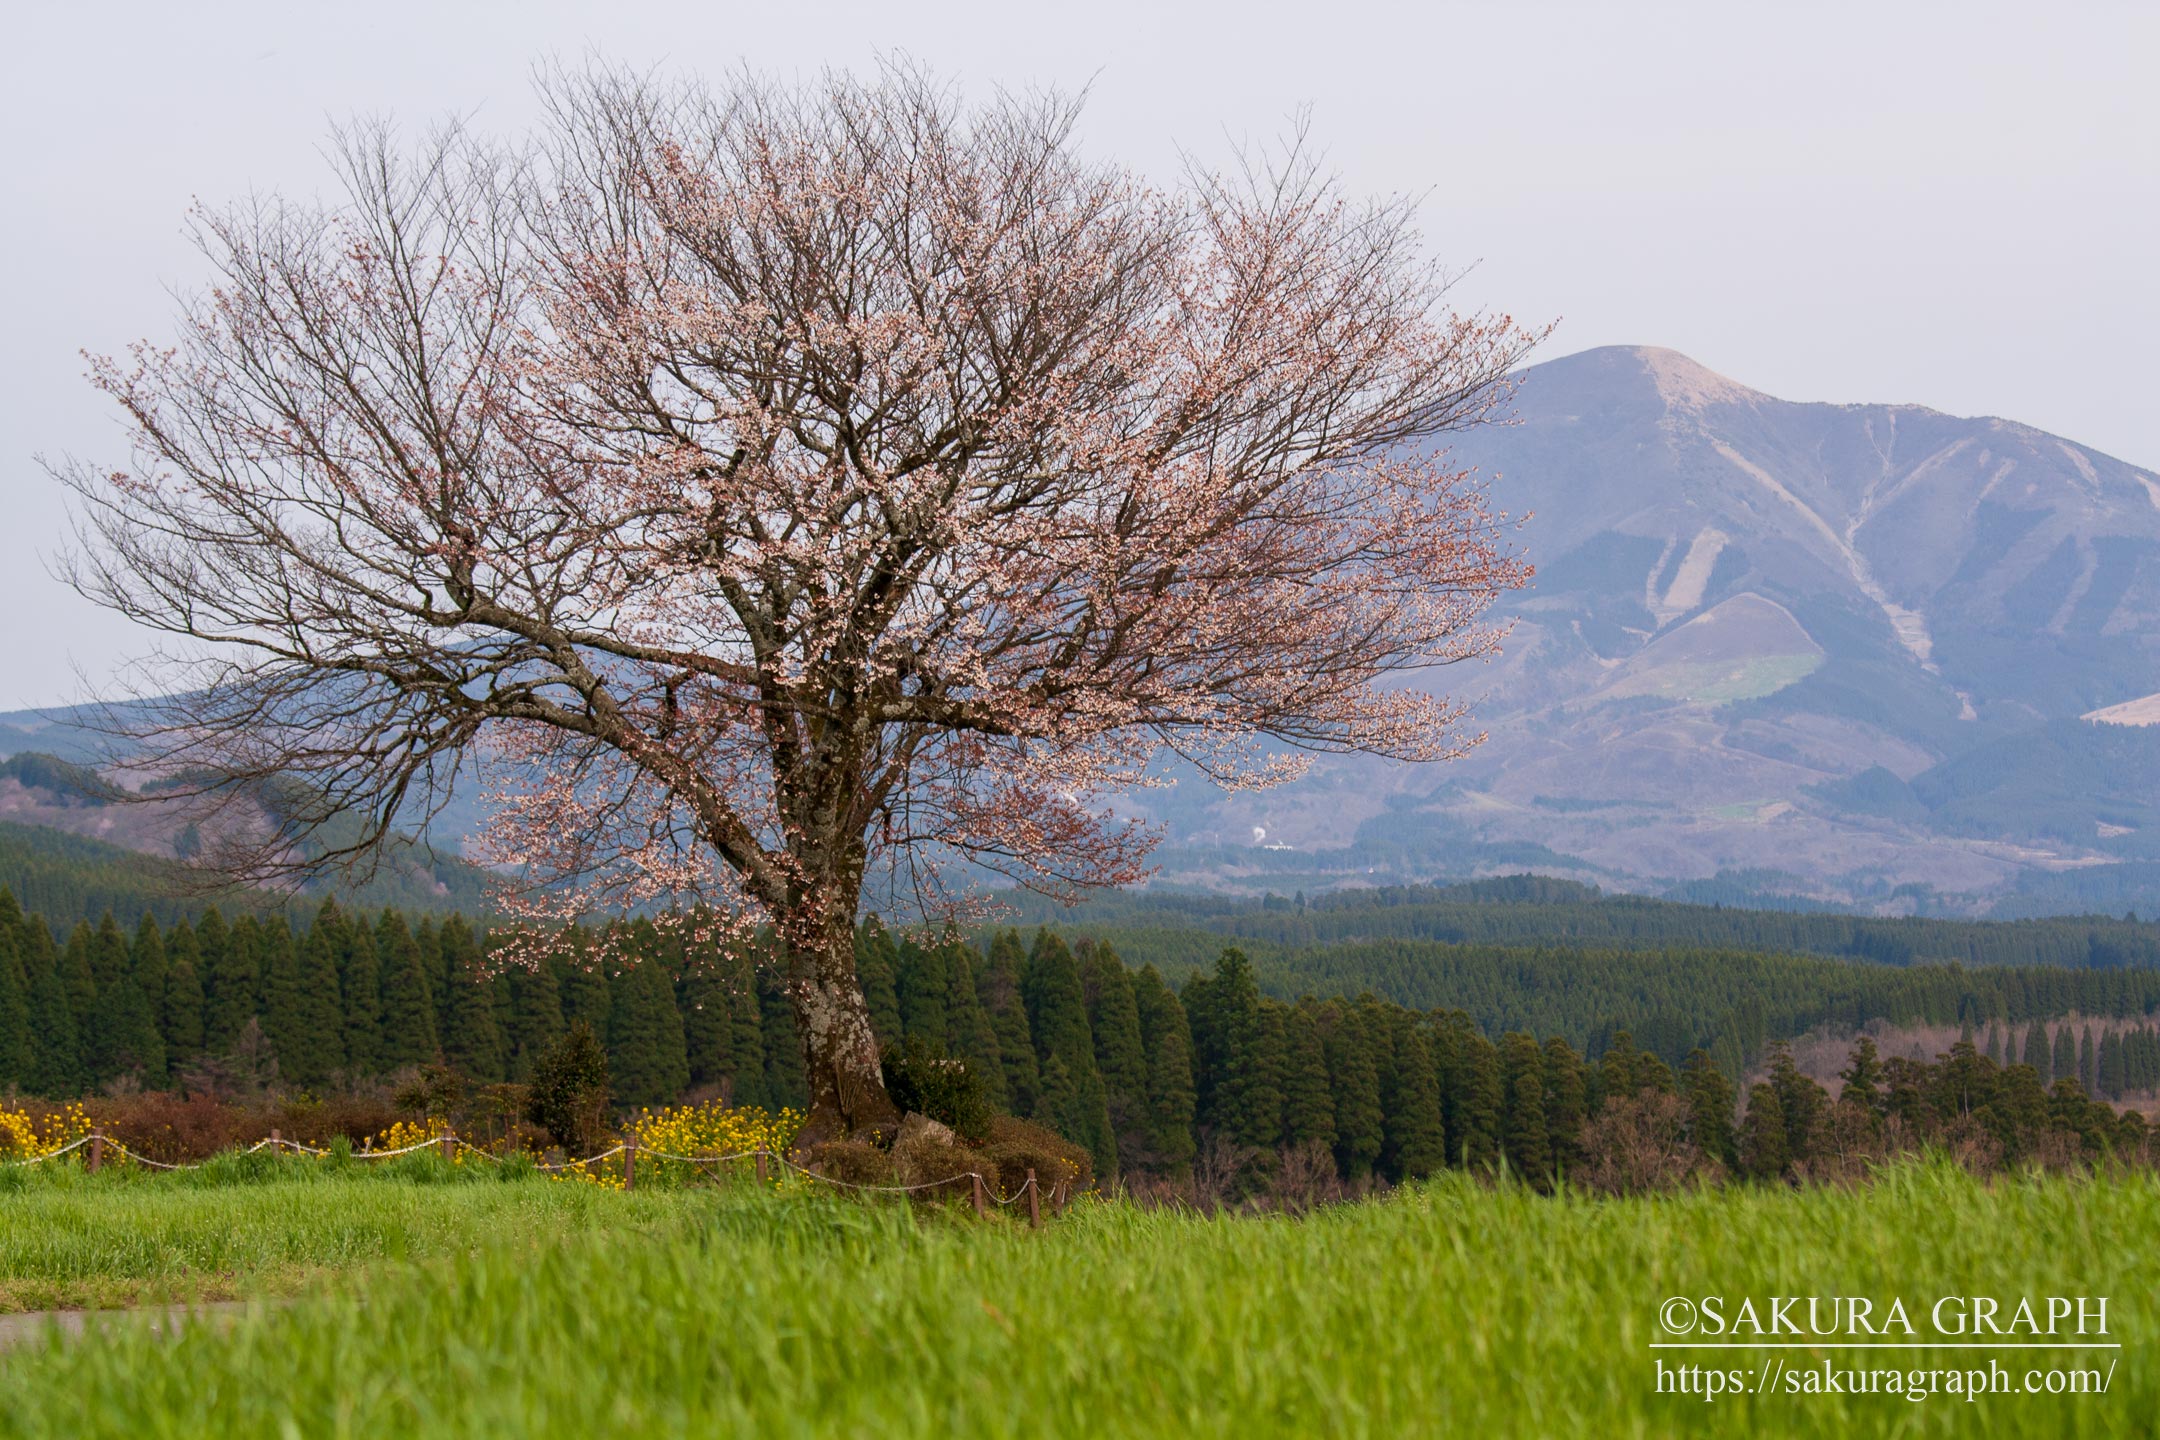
[979, 1115, 1092, 1200]
[891, 1132, 995, 1201]
[796, 1139, 896, 1189]
[1575, 1093, 1719, 1196]
[1269, 1139, 1349, 1215]
[1188, 1133, 1265, 1213]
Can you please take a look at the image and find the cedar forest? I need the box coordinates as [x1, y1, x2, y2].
[5, 884, 2158, 1191]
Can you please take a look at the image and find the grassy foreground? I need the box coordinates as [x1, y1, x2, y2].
[0, 1153, 682, 1312]
[0, 1160, 2151, 1437]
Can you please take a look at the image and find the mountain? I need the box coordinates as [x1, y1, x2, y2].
[1128, 345, 2160, 915]
[6, 344, 2157, 916]
[0, 747, 496, 921]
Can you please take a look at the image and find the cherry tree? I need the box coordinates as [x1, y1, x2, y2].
[58, 66, 1538, 1141]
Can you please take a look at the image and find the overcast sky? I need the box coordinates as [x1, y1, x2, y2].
[3, 0, 2153, 711]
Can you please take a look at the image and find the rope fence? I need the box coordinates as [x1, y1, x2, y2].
[3, 1127, 1074, 1224]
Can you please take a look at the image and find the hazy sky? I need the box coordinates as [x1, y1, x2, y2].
[3, 1, 2153, 711]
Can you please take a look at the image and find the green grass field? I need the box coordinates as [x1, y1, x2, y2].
[0, 1152, 681, 1312]
[0, 1160, 2150, 1437]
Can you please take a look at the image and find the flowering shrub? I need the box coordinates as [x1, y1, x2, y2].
[549, 1101, 803, 1189]
[630, 1101, 802, 1162]
[0, 1102, 92, 1160]
[367, 1116, 456, 1156]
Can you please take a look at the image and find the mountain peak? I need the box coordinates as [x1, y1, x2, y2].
[1627, 346, 1762, 411]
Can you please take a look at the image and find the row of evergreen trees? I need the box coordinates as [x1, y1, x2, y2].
[6, 885, 2156, 1187]
[0, 890, 816, 1112]
[1980, 1017, 2160, 1101]
[1725, 1036, 2148, 1181]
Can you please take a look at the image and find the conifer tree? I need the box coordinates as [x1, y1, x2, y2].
[1430, 1009, 1478, 1159]
[279, 913, 347, 1086]
[677, 960, 734, 1092]
[939, 932, 1006, 1111]
[1185, 947, 1281, 1154]
[375, 911, 440, 1071]
[1984, 1022, 2002, 1065]
[894, 930, 951, 1050]
[59, 921, 98, 1054]
[1383, 1016, 1448, 1181]
[1498, 1031, 1551, 1184]
[1320, 1001, 1384, 1180]
[977, 930, 1038, 1116]
[1767, 1044, 1827, 1163]
[525, 1020, 611, 1154]
[1248, 989, 1290, 1154]
[554, 936, 614, 1039]
[1542, 1035, 1588, 1175]
[1131, 964, 1196, 1174]
[1034, 1051, 1079, 1144]
[1024, 930, 1115, 1172]
[1837, 1036, 1885, 1116]
[505, 956, 566, 1081]
[337, 912, 383, 1076]
[608, 953, 690, 1107]
[1597, 1030, 1676, 1098]
[1740, 1083, 1790, 1180]
[1456, 1030, 1505, 1170]
[1983, 1060, 2051, 1162]
[25, 926, 80, 1096]
[2023, 1018, 2051, 1084]
[90, 912, 164, 1083]
[160, 919, 205, 1064]
[258, 915, 311, 1080]
[1279, 1004, 1336, 1152]
[199, 909, 256, 1053]
[722, 945, 769, 1108]
[0, 925, 29, 1089]
[759, 968, 809, 1110]
[2051, 1025, 2076, 1092]
[2079, 1025, 2097, 1096]
[490, 967, 517, 1068]
[854, 917, 904, 1046]
[1682, 1047, 1738, 1169]
[421, 916, 453, 1041]
[437, 917, 505, 1082]
[162, 955, 205, 1069]
[2098, 1030, 2123, 1100]
[1079, 941, 1151, 1166]
[131, 914, 169, 1053]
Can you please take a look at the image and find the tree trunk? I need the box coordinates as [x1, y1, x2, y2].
[787, 915, 900, 1149]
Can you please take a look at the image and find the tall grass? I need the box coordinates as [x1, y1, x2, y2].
[0, 1160, 2151, 1436]
[0, 1155, 679, 1312]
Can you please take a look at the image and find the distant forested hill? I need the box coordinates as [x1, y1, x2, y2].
[997, 875, 2160, 969]
[0, 821, 494, 932]
[1097, 935, 2160, 1074]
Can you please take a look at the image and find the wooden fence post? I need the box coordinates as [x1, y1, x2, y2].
[756, 1148, 769, 1186]
[970, 1171, 986, 1218]
[441, 1129, 457, 1164]
[1025, 1168, 1040, 1229]
[88, 1128, 104, 1174]
[624, 1137, 637, 1191]
[270, 1127, 281, 1152]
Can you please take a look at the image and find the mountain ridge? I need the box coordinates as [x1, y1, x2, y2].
[1126, 344, 2160, 915]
